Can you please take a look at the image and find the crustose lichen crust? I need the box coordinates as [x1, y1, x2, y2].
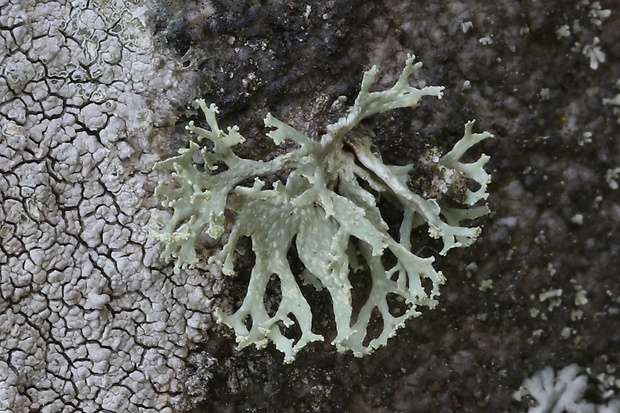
[152, 55, 493, 362]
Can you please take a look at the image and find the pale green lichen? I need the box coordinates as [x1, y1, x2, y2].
[152, 55, 493, 362]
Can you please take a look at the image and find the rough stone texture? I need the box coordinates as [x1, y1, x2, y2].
[1, 0, 619, 412]
[156, 1, 619, 412]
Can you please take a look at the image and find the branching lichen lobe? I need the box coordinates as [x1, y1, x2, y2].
[153, 55, 493, 362]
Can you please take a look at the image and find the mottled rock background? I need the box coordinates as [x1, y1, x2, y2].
[1, 0, 618, 412]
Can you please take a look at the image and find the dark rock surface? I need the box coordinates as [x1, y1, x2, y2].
[152, 1, 620, 411]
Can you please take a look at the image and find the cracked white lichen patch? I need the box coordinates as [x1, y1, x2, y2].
[0, 0, 213, 411]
